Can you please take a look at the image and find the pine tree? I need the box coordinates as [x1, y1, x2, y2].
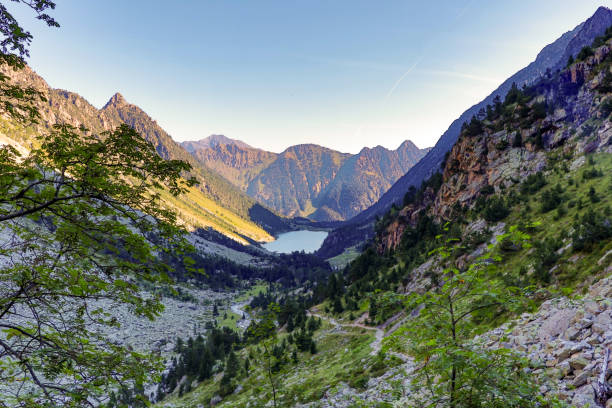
[174, 337, 184, 353]
[198, 349, 213, 381]
[333, 297, 344, 314]
[292, 349, 299, 364]
[512, 132, 522, 148]
[225, 350, 240, 379]
[369, 297, 378, 321]
[219, 350, 240, 396]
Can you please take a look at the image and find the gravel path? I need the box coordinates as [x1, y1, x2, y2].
[230, 299, 252, 331]
[308, 311, 384, 356]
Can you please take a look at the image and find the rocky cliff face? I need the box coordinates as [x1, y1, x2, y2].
[246, 144, 351, 219]
[312, 142, 431, 221]
[189, 143, 277, 190]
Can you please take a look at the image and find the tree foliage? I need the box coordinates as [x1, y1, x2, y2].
[404, 226, 558, 407]
[156, 328, 241, 402]
[246, 303, 282, 408]
[0, 4, 205, 404]
[0, 122, 197, 406]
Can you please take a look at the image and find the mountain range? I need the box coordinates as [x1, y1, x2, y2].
[0, 67, 287, 244]
[181, 138, 430, 221]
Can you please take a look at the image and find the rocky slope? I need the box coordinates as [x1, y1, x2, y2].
[311, 141, 431, 221]
[189, 143, 277, 190]
[184, 139, 429, 221]
[378, 37, 612, 252]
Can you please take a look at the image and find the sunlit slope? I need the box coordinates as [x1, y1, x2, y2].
[158, 186, 273, 244]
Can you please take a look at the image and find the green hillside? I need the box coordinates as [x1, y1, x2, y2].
[154, 28, 612, 408]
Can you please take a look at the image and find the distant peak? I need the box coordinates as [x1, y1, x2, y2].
[398, 140, 418, 150]
[588, 6, 612, 23]
[181, 134, 252, 152]
[103, 92, 128, 109]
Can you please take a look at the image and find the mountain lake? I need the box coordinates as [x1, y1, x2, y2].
[262, 230, 328, 254]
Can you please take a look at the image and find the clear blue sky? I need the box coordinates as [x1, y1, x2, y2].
[13, 0, 608, 153]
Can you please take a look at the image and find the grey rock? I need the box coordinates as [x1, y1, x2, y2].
[572, 370, 590, 387]
[569, 356, 589, 371]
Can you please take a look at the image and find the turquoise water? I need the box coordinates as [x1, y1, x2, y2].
[262, 230, 328, 254]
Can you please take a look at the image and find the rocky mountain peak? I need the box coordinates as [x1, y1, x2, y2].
[103, 92, 128, 109]
[559, 6, 612, 68]
[181, 135, 251, 153]
[398, 140, 419, 151]
[593, 6, 612, 19]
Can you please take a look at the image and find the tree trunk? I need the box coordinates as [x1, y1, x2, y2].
[594, 348, 612, 408]
[263, 342, 277, 408]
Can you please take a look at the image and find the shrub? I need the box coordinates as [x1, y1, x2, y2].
[554, 205, 567, 220]
[480, 185, 495, 195]
[463, 116, 484, 137]
[531, 102, 547, 120]
[540, 185, 563, 213]
[496, 139, 509, 150]
[600, 98, 612, 117]
[572, 210, 612, 252]
[583, 166, 603, 180]
[483, 196, 510, 222]
[588, 186, 600, 203]
[599, 72, 612, 94]
[520, 172, 547, 195]
[576, 46, 594, 61]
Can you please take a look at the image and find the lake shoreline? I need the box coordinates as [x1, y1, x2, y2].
[262, 229, 329, 254]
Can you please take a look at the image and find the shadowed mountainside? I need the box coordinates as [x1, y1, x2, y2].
[318, 5, 612, 259]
